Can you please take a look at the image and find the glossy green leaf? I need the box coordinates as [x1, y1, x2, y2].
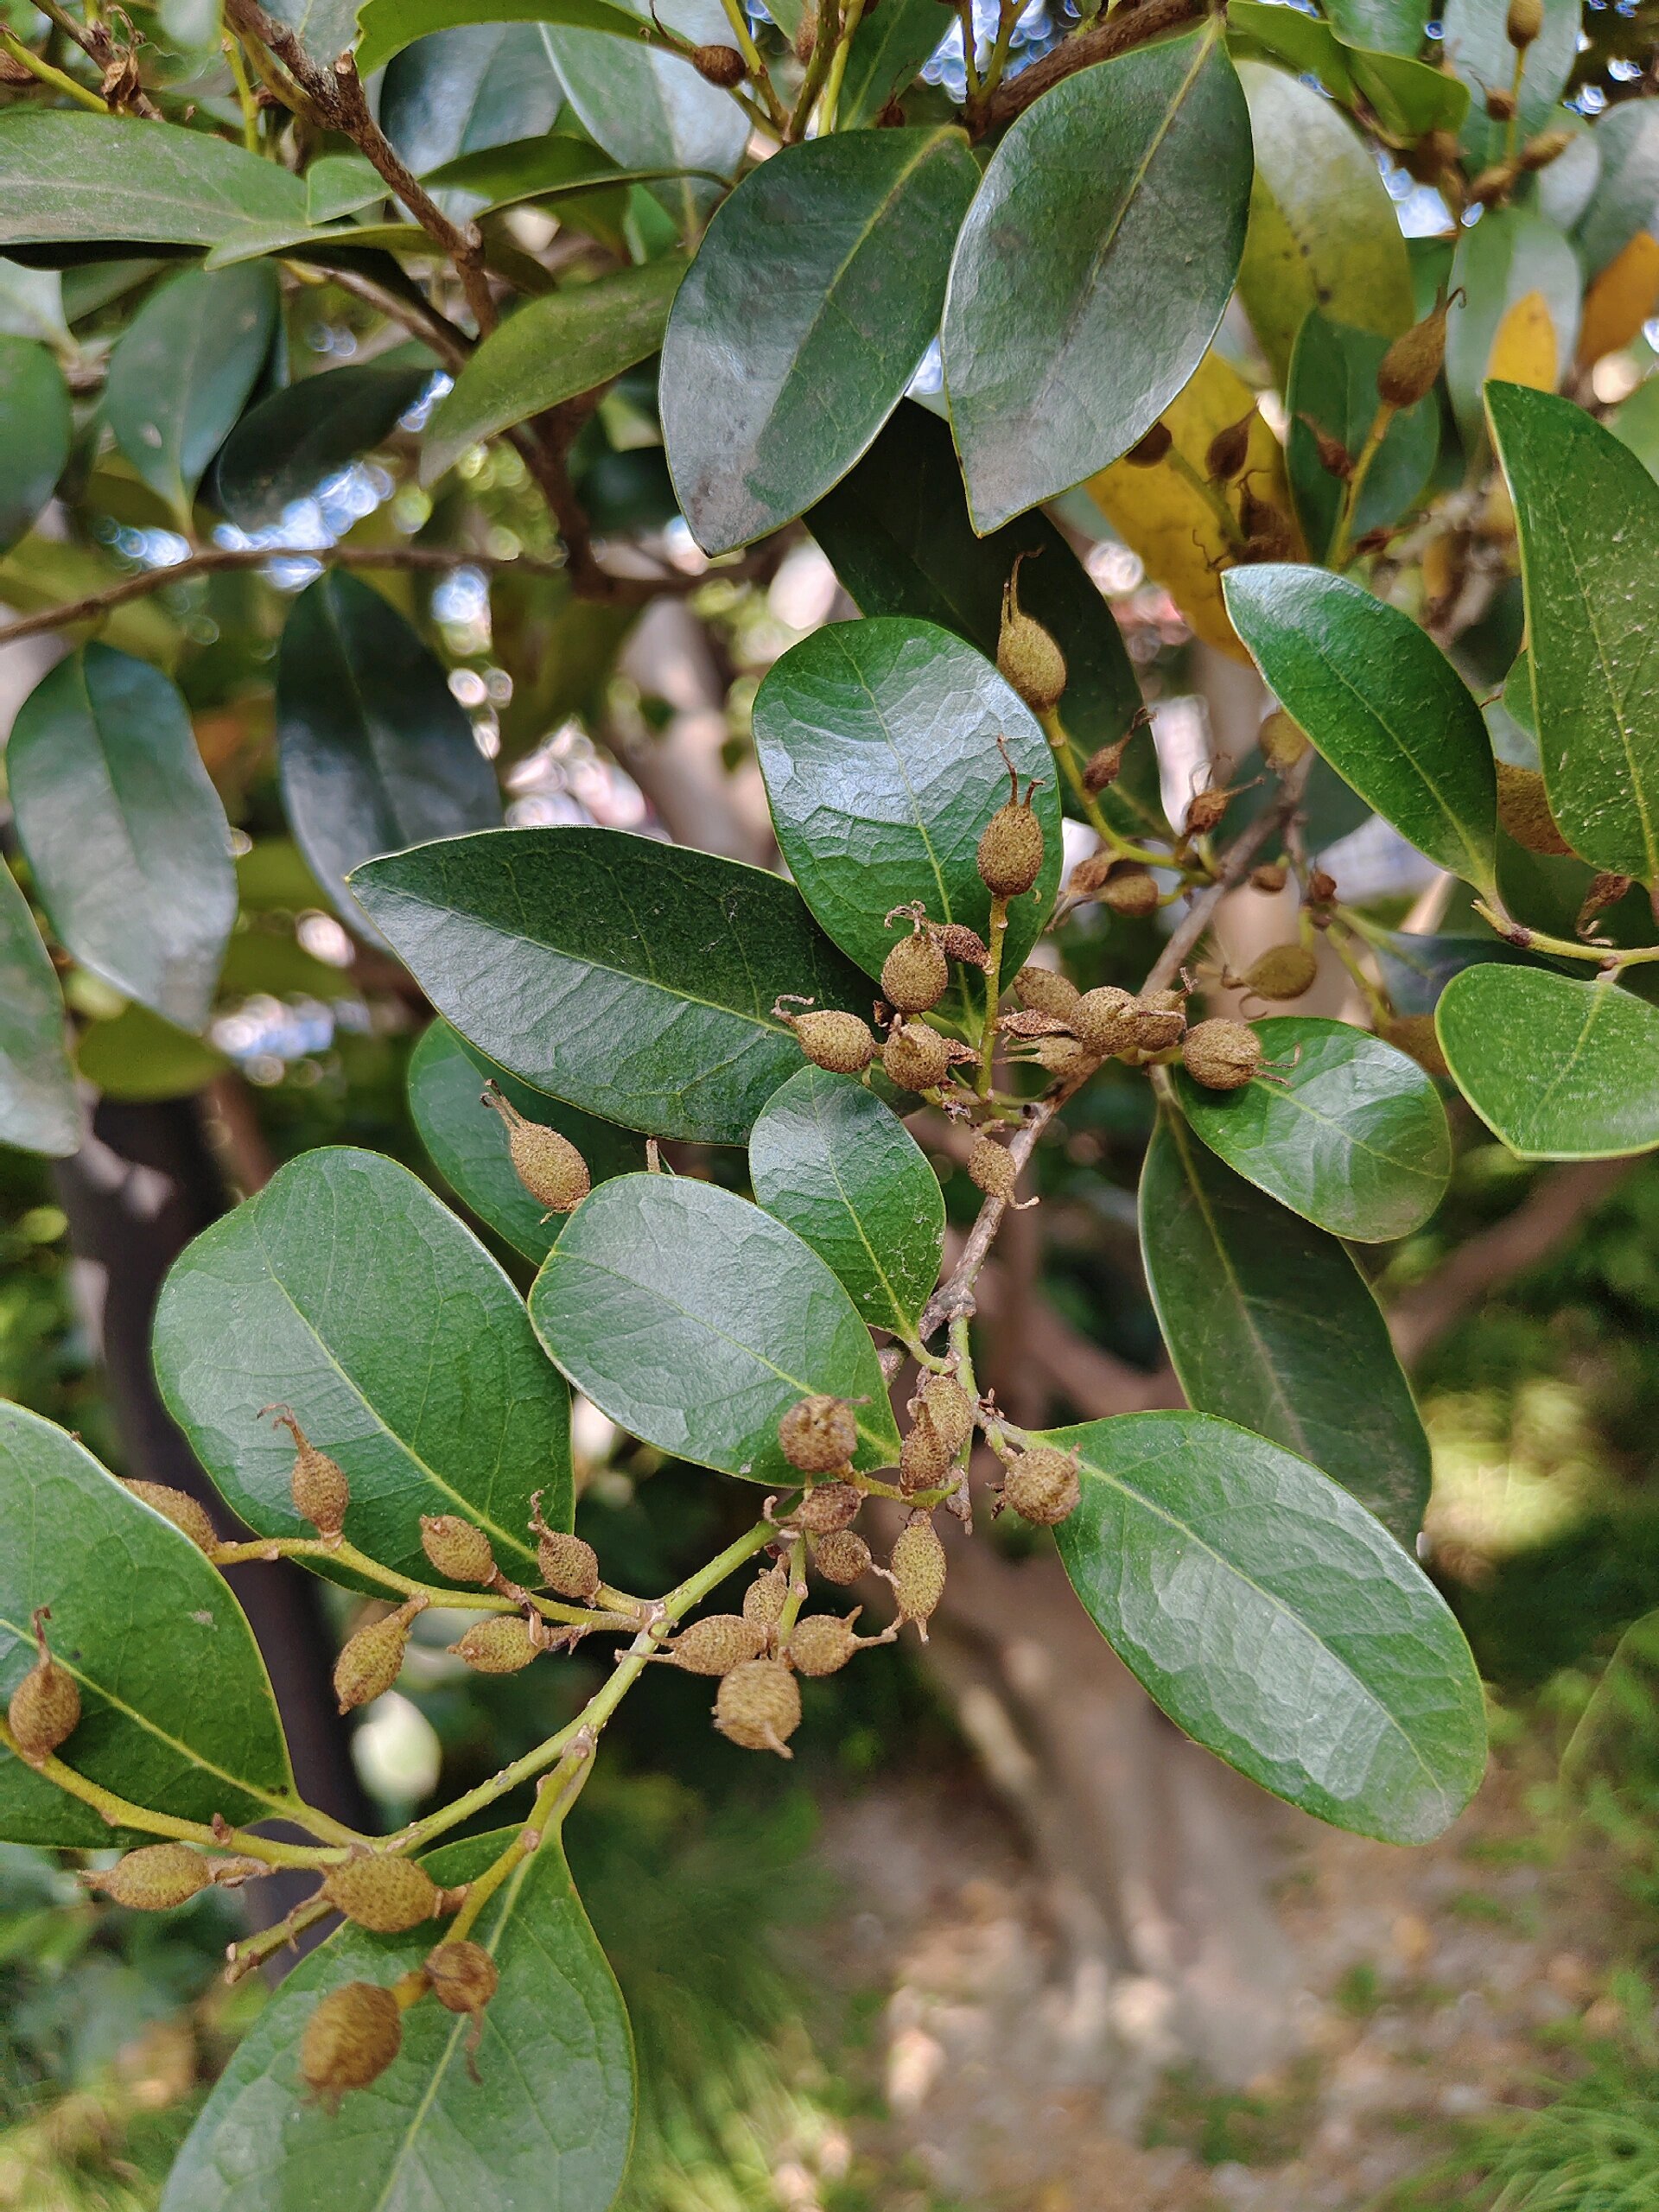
[276, 571, 502, 939]
[1443, 0, 1578, 166]
[0, 1404, 296, 1848]
[382, 22, 565, 187]
[160, 1826, 633, 2212]
[264, 0, 359, 61]
[0, 864, 77, 1158]
[835, 0, 946, 127]
[1286, 312, 1437, 563]
[1487, 381, 1659, 886]
[305, 153, 385, 224]
[1140, 1112, 1430, 1545]
[806, 401, 1158, 842]
[661, 129, 976, 555]
[748, 1066, 943, 1340]
[215, 363, 432, 529]
[540, 0, 747, 231]
[359, 0, 647, 73]
[104, 264, 277, 520]
[1224, 565, 1499, 895]
[1236, 61, 1414, 386]
[409, 1019, 645, 1263]
[1175, 1014, 1452, 1241]
[421, 132, 681, 215]
[940, 28, 1251, 530]
[1364, 926, 1529, 1016]
[153, 1146, 573, 1586]
[752, 616, 1062, 992]
[1230, 10, 1468, 141]
[0, 114, 306, 251]
[1324, 0, 1427, 56]
[0, 336, 70, 555]
[531, 1173, 901, 1481]
[1497, 832, 1659, 959]
[1436, 965, 1659, 1161]
[423, 259, 683, 485]
[1446, 210, 1580, 449]
[1052, 1410, 1486, 1842]
[1576, 101, 1659, 276]
[9, 644, 235, 1032]
[353, 828, 874, 1145]
[77, 1004, 227, 1104]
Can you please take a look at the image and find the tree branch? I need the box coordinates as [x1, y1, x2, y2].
[976, 0, 1208, 133]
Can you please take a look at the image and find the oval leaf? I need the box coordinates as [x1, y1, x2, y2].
[1286, 311, 1437, 563]
[105, 264, 277, 520]
[160, 1826, 633, 2212]
[749, 1066, 944, 1340]
[1140, 1111, 1431, 1544]
[216, 361, 433, 529]
[153, 1146, 574, 1585]
[1446, 209, 1580, 448]
[662, 128, 978, 555]
[352, 827, 874, 1145]
[0, 335, 70, 555]
[409, 1019, 645, 1264]
[1488, 381, 1659, 886]
[0, 113, 306, 250]
[753, 616, 1062, 990]
[0, 864, 77, 1158]
[1224, 564, 1499, 895]
[1174, 1014, 1452, 1242]
[382, 22, 565, 187]
[10, 643, 236, 1032]
[359, 0, 652, 72]
[941, 28, 1252, 529]
[277, 570, 502, 939]
[0, 1405, 296, 1847]
[1052, 1409, 1486, 1842]
[530, 1173, 902, 1482]
[1436, 964, 1659, 1162]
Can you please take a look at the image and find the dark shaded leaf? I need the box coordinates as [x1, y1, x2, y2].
[1436, 964, 1659, 1161]
[216, 363, 433, 530]
[381, 22, 565, 187]
[0, 864, 76, 1158]
[359, 0, 647, 73]
[1286, 311, 1436, 563]
[0, 335, 70, 555]
[104, 264, 278, 520]
[1446, 211, 1580, 448]
[1364, 926, 1530, 1016]
[77, 1004, 226, 1104]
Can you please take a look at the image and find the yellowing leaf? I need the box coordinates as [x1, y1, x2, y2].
[1088, 350, 1300, 662]
[1577, 231, 1659, 368]
[1485, 289, 1558, 393]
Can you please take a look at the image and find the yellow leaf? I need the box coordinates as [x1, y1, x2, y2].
[1087, 353, 1300, 664]
[1485, 290, 1558, 394]
[1577, 231, 1659, 368]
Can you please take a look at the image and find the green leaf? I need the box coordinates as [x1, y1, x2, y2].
[1285, 312, 1437, 563]
[1324, 0, 1427, 58]
[306, 153, 385, 224]
[1487, 381, 1659, 886]
[0, 115, 307, 251]
[0, 1404, 296, 1848]
[423, 259, 684, 485]
[0, 864, 77, 1158]
[752, 616, 1062, 994]
[1364, 926, 1529, 1016]
[805, 401, 1159, 842]
[276, 571, 502, 940]
[382, 22, 564, 187]
[160, 1826, 633, 2212]
[1140, 1112, 1431, 1545]
[104, 264, 278, 521]
[531, 1173, 901, 1482]
[359, 0, 650, 73]
[153, 1146, 573, 1586]
[1446, 210, 1580, 449]
[1235, 61, 1414, 386]
[1051, 1409, 1485, 1842]
[748, 1066, 943, 1340]
[1223, 565, 1499, 895]
[408, 1019, 645, 1264]
[1576, 101, 1659, 276]
[264, 0, 360, 61]
[1229, 10, 1468, 141]
[940, 27, 1251, 530]
[353, 827, 873, 1144]
[9, 644, 235, 1032]
[1174, 1014, 1452, 1242]
[1436, 965, 1659, 1162]
[661, 129, 976, 555]
[834, 0, 948, 128]
[0, 336, 70, 556]
[77, 1003, 228, 1104]
[215, 363, 432, 530]
[1443, 0, 1579, 166]
[422, 133, 673, 213]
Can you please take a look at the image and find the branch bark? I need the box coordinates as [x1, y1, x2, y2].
[977, 0, 1207, 133]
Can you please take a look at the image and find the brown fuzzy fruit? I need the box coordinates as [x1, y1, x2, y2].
[1205, 409, 1255, 484]
[663, 1614, 766, 1675]
[938, 922, 990, 969]
[691, 39, 746, 82]
[421, 1515, 497, 1587]
[1068, 849, 1114, 899]
[84, 1843, 211, 1910]
[322, 1853, 441, 1934]
[791, 1480, 862, 1535]
[8, 1608, 79, 1766]
[1082, 736, 1130, 793]
[1181, 1019, 1263, 1090]
[1071, 984, 1138, 1056]
[1250, 860, 1290, 894]
[537, 1529, 601, 1603]
[1124, 421, 1173, 467]
[1184, 785, 1235, 839]
[334, 1596, 424, 1714]
[977, 755, 1046, 899]
[789, 1613, 861, 1678]
[1520, 126, 1573, 170]
[1129, 990, 1188, 1054]
[1382, 1014, 1450, 1081]
[789, 1007, 876, 1075]
[264, 1408, 349, 1538]
[1001, 1446, 1081, 1527]
[425, 1938, 499, 2017]
[1015, 964, 1080, 1019]
[1100, 865, 1160, 918]
[1376, 294, 1452, 410]
[448, 1615, 541, 1675]
[967, 1133, 1020, 1203]
[1506, 0, 1541, 43]
[899, 1410, 952, 1493]
[1496, 761, 1572, 855]
[918, 1374, 975, 1458]
[714, 1658, 801, 1756]
[887, 1516, 946, 1639]
[743, 1562, 789, 1631]
[300, 1981, 402, 2108]
[1030, 1034, 1094, 1078]
[779, 1395, 858, 1475]
[881, 927, 950, 1014]
[996, 574, 1068, 714]
[1240, 944, 1319, 1002]
[882, 1020, 952, 1093]
[121, 1480, 219, 1554]
[813, 1529, 873, 1585]
[482, 1085, 589, 1214]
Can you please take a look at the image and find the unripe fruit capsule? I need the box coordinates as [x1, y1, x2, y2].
[881, 927, 949, 1014]
[421, 1514, 497, 1587]
[691, 39, 746, 81]
[537, 1529, 601, 1603]
[1014, 964, 1080, 1020]
[780, 1004, 876, 1075]
[425, 1938, 499, 2017]
[918, 1373, 975, 1458]
[1257, 708, 1308, 772]
[1100, 865, 1159, 918]
[996, 567, 1068, 714]
[882, 1020, 951, 1093]
[938, 922, 990, 969]
[899, 1409, 952, 1492]
[1129, 990, 1187, 1054]
[448, 1614, 541, 1674]
[743, 1561, 789, 1630]
[121, 1479, 219, 1554]
[779, 1394, 857, 1474]
[1376, 295, 1452, 410]
[1181, 1019, 1263, 1090]
[1082, 736, 1130, 793]
[661, 1613, 766, 1675]
[1071, 984, 1138, 1057]
[968, 1133, 1020, 1204]
[482, 1089, 590, 1215]
[1506, 0, 1541, 44]
[789, 1612, 862, 1677]
[714, 1657, 801, 1756]
[887, 1515, 945, 1639]
[1001, 1446, 1080, 1527]
[85, 1842, 212, 1910]
[322, 1853, 442, 1934]
[977, 742, 1046, 899]
[1240, 944, 1319, 1001]
[791, 1479, 862, 1535]
[334, 1595, 425, 1714]
[1205, 409, 1254, 484]
[264, 1407, 348, 1538]
[813, 1529, 872, 1585]
[8, 1608, 79, 1766]
[301, 1981, 402, 2109]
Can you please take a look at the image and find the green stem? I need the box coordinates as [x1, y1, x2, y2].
[1327, 401, 1395, 570]
[1470, 898, 1659, 970]
[208, 1534, 636, 1634]
[1503, 41, 1525, 162]
[978, 896, 1009, 1099]
[1165, 445, 1247, 553]
[817, 0, 864, 130]
[775, 1537, 809, 1642]
[973, 0, 1021, 111]
[714, 0, 786, 129]
[1038, 706, 1182, 869]
[787, 0, 838, 137]
[224, 29, 261, 151]
[0, 24, 108, 108]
